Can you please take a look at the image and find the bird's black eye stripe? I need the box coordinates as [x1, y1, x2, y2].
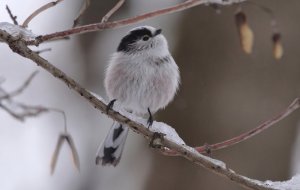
[117, 28, 153, 52]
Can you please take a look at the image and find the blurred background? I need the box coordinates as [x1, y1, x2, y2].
[0, 0, 300, 190]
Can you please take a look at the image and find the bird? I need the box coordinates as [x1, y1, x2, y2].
[96, 26, 180, 166]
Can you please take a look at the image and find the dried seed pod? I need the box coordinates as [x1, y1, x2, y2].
[272, 33, 283, 60]
[235, 11, 254, 54]
[65, 135, 80, 172]
[50, 133, 80, 175]
[50, 134, 65, 175]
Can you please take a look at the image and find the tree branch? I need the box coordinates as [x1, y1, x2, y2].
[101, 0, 125, 23]
[0, 71, 48, 121]
[26, 0, 245, 45]
[0, 28, 278, 190]
[22, 0, 64, 28]
[0, 71, 38, 100]
[5, 5, 18, 25]
[163, 97, 300, 156]
[0, 103, 48, 121]
[73, 0, 90, 28]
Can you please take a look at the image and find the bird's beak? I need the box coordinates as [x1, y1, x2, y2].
[154, 29, 162, 36]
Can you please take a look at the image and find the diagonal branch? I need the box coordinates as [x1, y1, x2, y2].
[0, 28, 278, 190]
[26, 0, 245, 45]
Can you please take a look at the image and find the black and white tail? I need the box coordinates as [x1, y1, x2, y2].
[96, 122, 129, 166]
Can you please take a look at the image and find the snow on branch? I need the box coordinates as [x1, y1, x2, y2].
[265, 175, 300, 190]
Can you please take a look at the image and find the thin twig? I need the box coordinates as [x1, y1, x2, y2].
[73, 0, 90, 28]
[0, 103, 25, 121]
[48, 108, 68, 133]
[0, 71, 38, 100]
[101, 0, 125, 23]
[26, 0, 245, 45]
[0, 102, 48, 121]
[34, 48, 52, 54]
[45, 36, 70, 43]
[22, 0, 64, 28]
[6, 5, 19, 25]
[0, 29, 277, 190]
[163, 98, 300, 156]
[246, 1, 278, 32]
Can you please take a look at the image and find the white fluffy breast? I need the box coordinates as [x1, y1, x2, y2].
[104, 52, 180, 115]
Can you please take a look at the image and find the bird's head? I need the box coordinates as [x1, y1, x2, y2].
[117, 26, 168, 54]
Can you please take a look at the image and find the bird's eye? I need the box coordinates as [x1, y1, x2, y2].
[142, 35, 150, 41]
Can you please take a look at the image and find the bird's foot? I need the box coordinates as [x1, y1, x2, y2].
[106, 99, 117, 113]
[147, 108, 153, 128]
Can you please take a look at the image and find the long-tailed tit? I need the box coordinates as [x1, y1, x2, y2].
[96, 26, 180, 166]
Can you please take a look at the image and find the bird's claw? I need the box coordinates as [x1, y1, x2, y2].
[147, 108, 153, 127]
[106, 99, 117, 113]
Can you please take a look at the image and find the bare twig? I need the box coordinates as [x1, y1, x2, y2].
[44, 36, 70, 44]
[6, 5, 18, 25]
[163, 98, 300, 156]
[249, 2, 275, 19]
[26, 0, 245, 45]
[0, 29, 278, 190]
[0, 102, 48, 121]
[101, 0, 125, 23]
[34, 48, 52, 54]
[22, 0, 64, 28]
[73, 0, 90, 28]
[0, 71, 38, 100]
[48, 108, 68, 132]
[0, 71, 48, 121]
[0, 67, 78, 174]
